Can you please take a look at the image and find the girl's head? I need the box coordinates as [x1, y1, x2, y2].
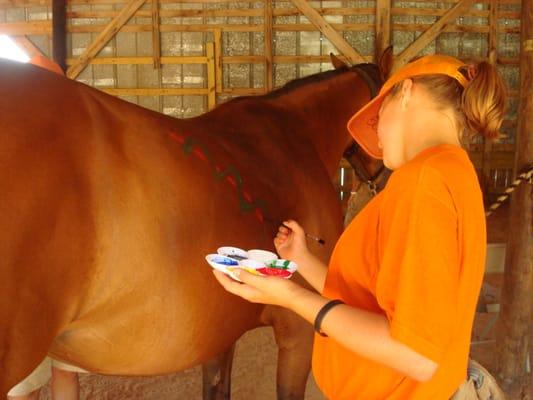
[347, 55, 507, 169]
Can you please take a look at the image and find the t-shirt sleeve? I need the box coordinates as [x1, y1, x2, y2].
[375, 166, 460, 364]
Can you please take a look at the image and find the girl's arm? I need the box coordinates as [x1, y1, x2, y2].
[288, 286, 439, 382]
[292, 251, 328, 293]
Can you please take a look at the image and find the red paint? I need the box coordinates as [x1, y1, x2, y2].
[226, 175, 237, 188]
[168, 131, 264, 224]
[169, 132, 185, 144]
[243, 191, 252, 202]
[257, 268, 292, 278]
[193, 148, 207, 162]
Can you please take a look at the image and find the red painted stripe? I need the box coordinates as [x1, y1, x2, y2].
[243, 190, 252, 202]
[192, 147, 207, 162]
[255, 208, 264, 222]
[169, 132, 185, 144]
[226, 175, 237, 188]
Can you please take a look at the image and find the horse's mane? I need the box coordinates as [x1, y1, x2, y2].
[227, 63, 380, 104]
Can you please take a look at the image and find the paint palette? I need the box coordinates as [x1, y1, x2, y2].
[206, 246, 298, 282]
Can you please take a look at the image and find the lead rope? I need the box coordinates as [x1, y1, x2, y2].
[485, 164, 533, 217]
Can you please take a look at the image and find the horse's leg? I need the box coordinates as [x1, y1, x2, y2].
[201, 343, 236, 400]
[268, 306, 315, 400]
[0, 311, 56, 397]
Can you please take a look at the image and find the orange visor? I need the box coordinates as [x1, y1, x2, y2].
[347, 55, 469, 159]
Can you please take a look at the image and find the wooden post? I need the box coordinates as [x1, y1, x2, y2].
[495, 0, 533, 397]
[375, 0, 391, 62]
[480, 0, 499, 195]
[213, 28, 222, 94]
[151, 0, 161, 69]
[52, 0, 67, 72]
[264, 0, 273, 92]
[206, 42, 216, 110]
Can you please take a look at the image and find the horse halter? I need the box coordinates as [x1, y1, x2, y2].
[343, 64, 389, 196]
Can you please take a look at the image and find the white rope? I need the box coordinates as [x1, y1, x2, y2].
[485, 164, 533, 217]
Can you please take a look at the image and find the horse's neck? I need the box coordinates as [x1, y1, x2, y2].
[269, 72, 369, 178]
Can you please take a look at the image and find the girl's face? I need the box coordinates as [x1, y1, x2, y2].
[377, 93, 409, 170]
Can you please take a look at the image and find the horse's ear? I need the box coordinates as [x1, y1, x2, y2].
[378, 46, 394, 80]
[330, 53, 348, 69]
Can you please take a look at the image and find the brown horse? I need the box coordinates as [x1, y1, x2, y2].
[0, 55, 382, 399]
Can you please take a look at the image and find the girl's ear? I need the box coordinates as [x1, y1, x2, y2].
[400, 79, 413, 110]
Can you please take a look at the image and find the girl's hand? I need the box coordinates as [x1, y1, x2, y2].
[212, 269, 303, 309]
[274, 220, 309, 262]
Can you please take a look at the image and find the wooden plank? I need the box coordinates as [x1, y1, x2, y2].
[151, 0, 160, 69]
[66, 56, 208, 65]
[52, 0, 66, 71]
[393, 0, 476, 71]
[0, 21, 51, 35]
[66, 0, 146, 79]
[213, 28, 222, 94]
[289, 0, 365, 65]
[221, 87, 265, 96]
[11, 35, 44, 58]
[495, 0, 533, 396]
[206, 42, 216, 110]
[264, 0, 273, 92]
[0, 0, 522, 8]
[102, 88, 209, 96]
[61, 22, 519, 35]
[488, 0, 498, 64]
[375, 0, 391, 62]
[481, 0, 499, 193]
[62, 7, 520, 20]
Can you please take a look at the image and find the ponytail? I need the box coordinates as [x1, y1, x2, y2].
[461, 62, 507, 140]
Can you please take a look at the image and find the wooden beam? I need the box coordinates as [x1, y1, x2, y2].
[151, 0, 160, 69]
[206, 42, 216, 110]
[0, 21, 51, 35]
[213, 28, 222, 93]
[264, 0, 273, 91]
[102, 88, 209, 96]
[495, 0, 533, 396]
[52, 0, 66, 71]
[66, 0, 146, 79]
[61, 7, 521, 20]
[66, 56, 209, 65]
[488, 0, 498, 64]
[375, 0, 391, 62]
[289, 0, 365, 65]
[11, 35, 44, 58]
[392, 0, 476, 71]
[480, 0, 499, 196]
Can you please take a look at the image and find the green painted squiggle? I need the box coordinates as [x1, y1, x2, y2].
[180, 135, 267, 217]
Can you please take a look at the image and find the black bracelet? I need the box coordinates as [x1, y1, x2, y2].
[314, 299, 345, 337]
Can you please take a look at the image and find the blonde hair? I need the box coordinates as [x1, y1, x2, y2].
[389, 61, 507, 143]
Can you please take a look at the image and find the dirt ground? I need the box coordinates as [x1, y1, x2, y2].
[38, 326, 325, 400]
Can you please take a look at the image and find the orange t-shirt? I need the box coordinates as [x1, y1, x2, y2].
[312, 144, 486, 399]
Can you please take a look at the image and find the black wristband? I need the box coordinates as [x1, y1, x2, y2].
[314, 299, 345, 337]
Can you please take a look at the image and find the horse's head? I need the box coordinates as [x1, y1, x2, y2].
[329, 47, 393, 190]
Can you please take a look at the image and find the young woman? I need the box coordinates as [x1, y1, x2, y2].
[213, 54, 506, 399]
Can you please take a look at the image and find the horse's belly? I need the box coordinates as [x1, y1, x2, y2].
[49, 272, 261, 375]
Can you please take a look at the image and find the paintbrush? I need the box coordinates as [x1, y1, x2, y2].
[277, 222, 325, 246]
[263, 218, 325, 245]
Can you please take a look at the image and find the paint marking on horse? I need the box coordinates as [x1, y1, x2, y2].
[168, 131, 267, 222]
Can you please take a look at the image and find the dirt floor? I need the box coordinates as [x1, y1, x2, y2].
[38, 326, 325, 400]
